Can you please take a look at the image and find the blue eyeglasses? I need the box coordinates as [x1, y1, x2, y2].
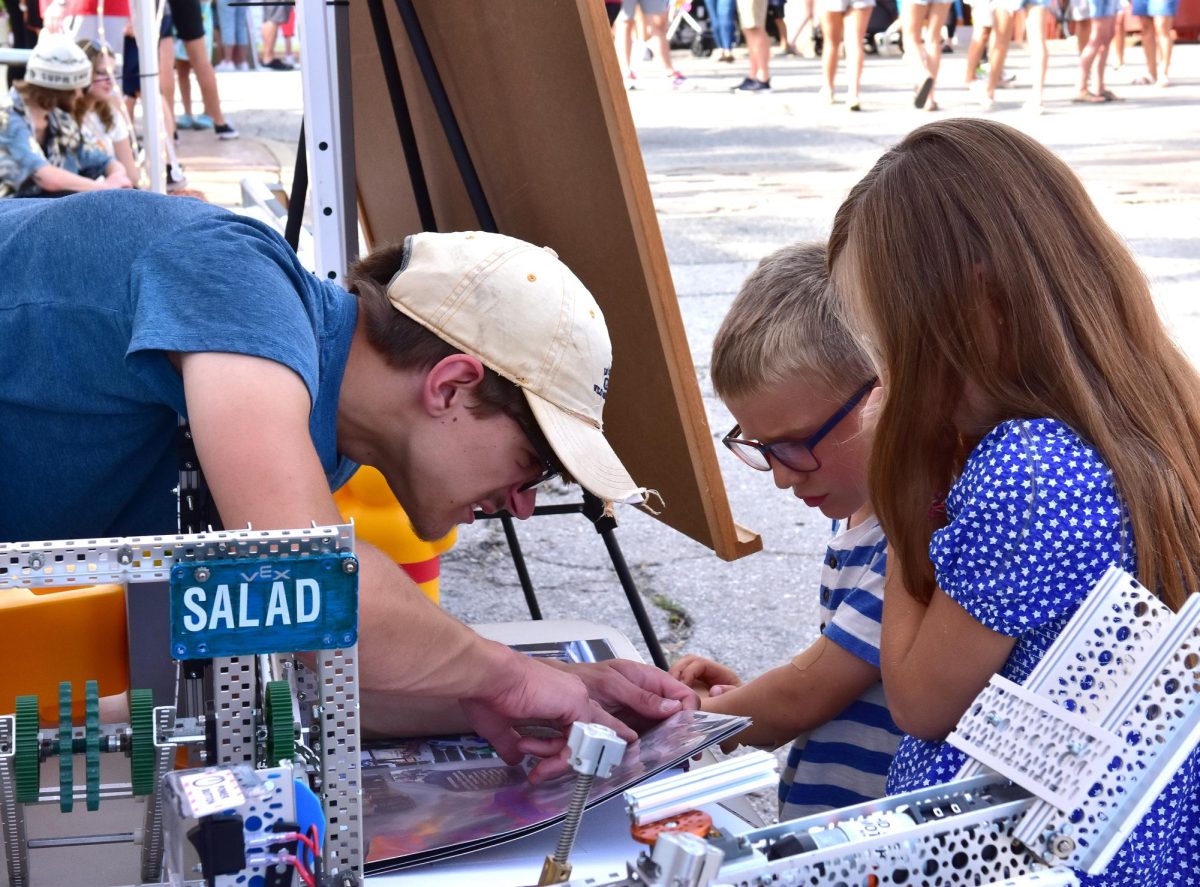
[722, 377, 877, 473]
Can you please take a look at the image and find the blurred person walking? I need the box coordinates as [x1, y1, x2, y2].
[613, 0, 686, 88]
[818, 0, 874, 108]
[1070, 0, 1120, 101]
[731, 0, 771, 91]
[902, 0, 953, 109]
[1130, 0, 1177, 85]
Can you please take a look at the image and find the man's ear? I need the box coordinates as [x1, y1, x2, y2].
[420, 354, 486, 417]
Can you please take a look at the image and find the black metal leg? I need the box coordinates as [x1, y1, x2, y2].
[366, 0, 438, 232]
[501, 514, 543, 621]
[582, 494, 668, 669]
[284, 122, 307, 252]
[391, 0, 497, 231]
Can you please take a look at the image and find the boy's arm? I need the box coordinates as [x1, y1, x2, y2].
[702, 635, 880, 749]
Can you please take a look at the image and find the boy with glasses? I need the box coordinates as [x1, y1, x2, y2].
[670, 242, 901, 817]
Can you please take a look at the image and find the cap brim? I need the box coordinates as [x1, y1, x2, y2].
[523, 390, 645, 506]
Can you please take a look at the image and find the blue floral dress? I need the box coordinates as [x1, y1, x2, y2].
[887, 418, 1200, 885]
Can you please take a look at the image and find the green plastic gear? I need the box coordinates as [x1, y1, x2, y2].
[14, 695, 40, 804]
[59, 682, 73, 812]
[264, 681, 295, 766]
[129, 688, 156, 796]
[86, 681, 100, 812]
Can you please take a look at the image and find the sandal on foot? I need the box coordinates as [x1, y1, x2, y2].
[1131, 75, 1154, 85]
[1071, 91, 1105, 103]
[914, 75, 934, 108]
[1100, 89, 1123, 101]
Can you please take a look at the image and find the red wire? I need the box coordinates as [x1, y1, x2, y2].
[307, 823, 322, 871]
[289, 853, 317, 887]
[293, 831, 319, 864]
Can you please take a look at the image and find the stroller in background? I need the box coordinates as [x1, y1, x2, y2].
[666, 0, 716, 56]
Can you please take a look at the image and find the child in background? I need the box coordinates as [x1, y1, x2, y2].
[75, 39, 139, 186]
[828, 117, 1200, 883]
[669, 243, 901, 818]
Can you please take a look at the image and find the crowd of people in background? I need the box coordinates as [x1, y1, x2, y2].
[0, 0, 300, 196]
[610, 0, 1181, 109]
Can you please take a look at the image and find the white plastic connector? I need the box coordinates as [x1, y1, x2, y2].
[642, 832, 724, 887]
[566, 722, 627, 778]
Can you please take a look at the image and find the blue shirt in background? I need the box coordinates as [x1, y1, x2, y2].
[0, 190, 358, 542]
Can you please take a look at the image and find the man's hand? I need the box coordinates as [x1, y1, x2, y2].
[545, 659, 697, 732]
[669, 655, 742, 696]
[460, 648, 639, 784]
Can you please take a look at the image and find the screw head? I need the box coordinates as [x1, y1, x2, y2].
[193, 566, 211, 582]
[1050, 835, 1076, 858]
[341, 557, 359, 575]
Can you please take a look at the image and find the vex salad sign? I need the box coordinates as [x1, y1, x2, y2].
[169, 554, 359, 657]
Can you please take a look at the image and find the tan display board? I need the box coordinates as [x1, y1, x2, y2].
[349, 0, 760, 560]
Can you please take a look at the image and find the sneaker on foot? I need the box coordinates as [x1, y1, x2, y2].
[265, 57, 294, 71]
[236, 62, 250, 72]
[214, 122, 239, 140]
[176, 114, 194, 130]
[732, 77, 770, 93]
[625, 71, 638, 90]
[669, 71, 689, 89]
[192, 113, 213, 129]
[214, 60, 235, 73]
[166, 163, 188, 192]
[847, 94, 862, 111]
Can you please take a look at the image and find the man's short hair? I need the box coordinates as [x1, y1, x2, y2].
[346, 244, 531, 421]
[711, 242, 873, 400]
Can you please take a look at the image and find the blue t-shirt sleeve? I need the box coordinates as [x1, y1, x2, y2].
[931, 420, 1124, 637]
[0, 105, 49, 193]
[125, 213, 322, 414]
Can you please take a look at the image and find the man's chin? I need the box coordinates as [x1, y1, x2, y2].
[408, 516, 456, 543]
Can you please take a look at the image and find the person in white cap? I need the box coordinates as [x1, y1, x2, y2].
[0, 33, 132, 197]
[0, 191, 694, 781]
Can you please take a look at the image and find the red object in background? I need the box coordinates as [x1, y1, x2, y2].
[1174, 0, 1200, 41]
[39, 0, 131, 17]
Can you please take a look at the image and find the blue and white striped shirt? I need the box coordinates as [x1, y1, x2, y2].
[778, 516, 903, 818]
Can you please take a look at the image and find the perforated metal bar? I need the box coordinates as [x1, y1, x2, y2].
[317, 647, 362, 877]
[1016, 593, 1200, 871]
[213, 657, 256, 766]
[0, 717, 29, 887]
[716, 775, 1040, 886]
[139, 706, 177, 883]
[959, 567, 1173, 782]
[0, 524, 355, 588]
[949, 677, 1121, 812]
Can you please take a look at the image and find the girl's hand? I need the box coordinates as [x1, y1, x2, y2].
[668, 655, 742, 692]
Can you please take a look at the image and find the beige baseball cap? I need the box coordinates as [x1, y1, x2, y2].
[386, 231, 646, 506]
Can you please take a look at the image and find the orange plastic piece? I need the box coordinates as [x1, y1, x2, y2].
[332, 466, 456, 604]
[631, 809, 714, 845]
[0, 584, 129, 723]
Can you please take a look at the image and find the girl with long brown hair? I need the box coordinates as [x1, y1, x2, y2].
[828, 117, 1200, 882]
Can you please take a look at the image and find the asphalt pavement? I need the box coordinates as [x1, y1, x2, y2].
[175, 37, 1200, 693]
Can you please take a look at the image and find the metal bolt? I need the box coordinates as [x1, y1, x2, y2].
[194, 566, 211, 582]
[1050, 835, 1076, 858]
[341, 558, 359, 575]
[26, 553, 43, 570]
[117, 546, 133, 565]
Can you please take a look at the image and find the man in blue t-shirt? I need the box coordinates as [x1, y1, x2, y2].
[0, 191, 694, 780]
